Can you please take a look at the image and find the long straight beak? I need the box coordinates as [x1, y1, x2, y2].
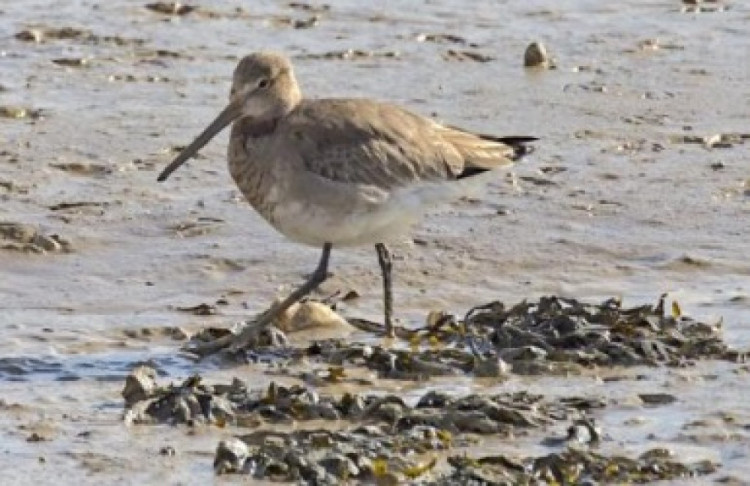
[157, 101, 242, 182]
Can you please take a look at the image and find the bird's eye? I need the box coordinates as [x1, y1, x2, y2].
[257, 78, 270, 89]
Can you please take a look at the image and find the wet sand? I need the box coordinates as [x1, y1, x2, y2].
[1, 0, 749, 483]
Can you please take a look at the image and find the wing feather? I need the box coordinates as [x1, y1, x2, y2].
[280, 99, 532, 188]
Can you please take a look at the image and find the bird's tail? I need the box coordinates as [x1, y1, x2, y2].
[486, 135, 537, 160]
[395, 134, 536, 210]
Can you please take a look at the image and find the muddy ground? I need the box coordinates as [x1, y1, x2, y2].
[1, 0, 749, 484]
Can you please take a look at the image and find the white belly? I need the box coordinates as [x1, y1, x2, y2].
[261, 170, 499, 248]
[270, 197, 419, 247]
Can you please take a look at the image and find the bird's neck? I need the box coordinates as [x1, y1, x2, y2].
[232, 90, 300, 140]
[234, 116, 280, 139]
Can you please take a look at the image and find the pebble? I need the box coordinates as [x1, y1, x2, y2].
[524, 41, 553, 68]
[214, 438, 249, 474]
[122, 365, 157, 407]
[639, 393, 678, 406]
[275, 301, 351, 333]
[0, 222, 72, 253]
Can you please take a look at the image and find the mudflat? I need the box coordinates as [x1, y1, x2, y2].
[1, 1, 748, 483]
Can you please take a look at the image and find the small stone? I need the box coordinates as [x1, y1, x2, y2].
[15, 30, 44, 42]
[443, 49, 494, 63]
[209, 396, 236, 423]
[293, 15, 320, 29]
[0, 106, 29, 118]
[319, 453, 360, 478]
[52, 58, 89, 68]
[639, 393, 677, 406]
[122, 365, 157, 407]
[50, 234, 73, 251]
[703, 134, 722, 148]
[173, 397, 193, 423]
[32, 234, 61, 252]
[473, 355, 510, 378]
[276, 301, 350, 332]
[426, 310, 451, 327]
[567, 418, 601, 444]
[159, 445, 176, 456]
[169, 327, 191, 340]
[0, 222, 36, 243]
[214, 438, 249, 474]
[524, 41, 552, 68]
[145, 2, 196, 15]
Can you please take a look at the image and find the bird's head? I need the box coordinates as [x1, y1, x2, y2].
[157, 52, 300, 182]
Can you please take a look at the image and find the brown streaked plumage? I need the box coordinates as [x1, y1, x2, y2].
[158, 51, 535, 341]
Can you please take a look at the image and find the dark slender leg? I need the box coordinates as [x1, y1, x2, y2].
[231, 243, 332, 349]
[375, 243, 394, 337]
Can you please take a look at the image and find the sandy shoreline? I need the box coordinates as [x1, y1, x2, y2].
[1, 0, 749, 483]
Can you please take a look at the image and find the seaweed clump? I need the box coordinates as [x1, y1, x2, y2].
[460, 294, 742, 370]
[294, 294, 744, 378]
[121, 295, 744, 483]
[431, 448, 718, 485]
[183, 295, 743, 377]
[123, 371, 599, 431]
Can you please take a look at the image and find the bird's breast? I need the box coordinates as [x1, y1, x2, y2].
[227, 134, 280, 221]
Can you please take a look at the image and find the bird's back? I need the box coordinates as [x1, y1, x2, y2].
[274, 98, 533, 189]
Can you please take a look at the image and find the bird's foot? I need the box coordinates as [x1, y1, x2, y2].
[181, 307, 281, 358]
[225, 307, 286, 352]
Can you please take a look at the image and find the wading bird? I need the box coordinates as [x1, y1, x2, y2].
[158, 51, 534, 342]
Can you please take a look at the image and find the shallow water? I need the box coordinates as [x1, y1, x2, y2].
[1, 0, 749, 483]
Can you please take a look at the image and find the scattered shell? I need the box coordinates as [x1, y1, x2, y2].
[15, 27, 88, 42]
[293, 15, 320, 29]
[670, 132, 749, 149]
[48, 201, 108, 211]
[443, 49, 494, 63]
[639, 393, 678, 406]
[15, 27, 143, 46]
[175, 303, 219, 316]
[415, 33, 470, 45]
[52, 57, 90, 68]
[287, 2, 330, 14]
[167, 218, 225, 237]
[49, 162, 112, 176]
[145, 2, 196, 15]
[299, 49, 400, 60]
[31, 234, 61, 252]
[0, 106, 44, 120]
[0, 222, 72, 254]
[681, 0, 727, 13]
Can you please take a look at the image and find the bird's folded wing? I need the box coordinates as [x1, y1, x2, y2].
[281, 99, 520, 189]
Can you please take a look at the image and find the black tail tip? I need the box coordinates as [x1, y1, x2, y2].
[499, 136, 537, 159]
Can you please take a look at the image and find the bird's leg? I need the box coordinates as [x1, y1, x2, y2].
[265, 242, 332, 319]
[230, 243, 332, 350]
[375, 243, 395, 337]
